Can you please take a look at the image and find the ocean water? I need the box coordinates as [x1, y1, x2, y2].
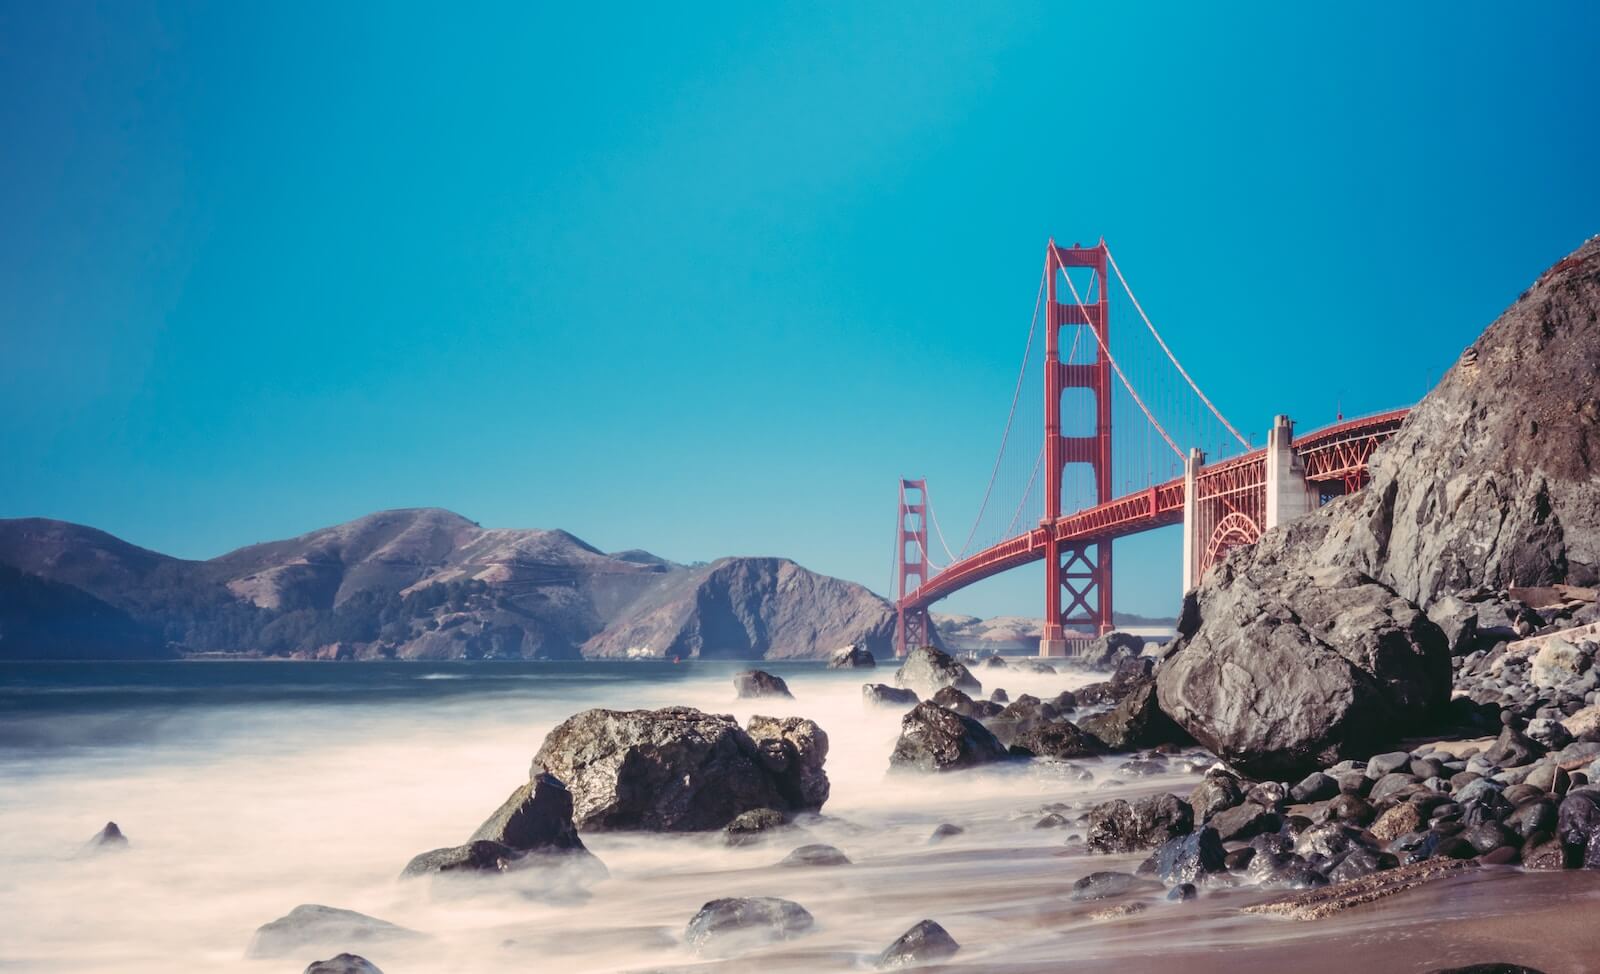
[0, 660, 1595, 973]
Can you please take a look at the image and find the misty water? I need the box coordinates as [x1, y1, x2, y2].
[2, 661, 1595, 973]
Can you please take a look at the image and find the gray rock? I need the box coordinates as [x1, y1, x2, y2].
[1189, 770, 1245, 822]
[894, 646, 981, 697]
[1533, 638, 1590, 689]
[683, 897, 814, 952]
[876, 919, 960, 968]
[827, 644, 876, 669]
[1156, 561, 1449, 778]
[930, 685, 977, 716]
[1427, 593, 1480, 655]
[1069, 870, 1147, 901]
[1078, 631, 1146, 669]
[401, 839, 524, 878]
[928, 823, 965, 843]
[247, 905, 422, 960]
[84, 821, 128, 852]
[1290, 772, 1340, 803]
[724, 807, 787, 846]
[1151, 828, 1225, 885]
[780, 843, 850, 867]
[734, 669, 793, 699]
[1005, 719, 1106, 759]
[304, 955, 384, 974]
[1078, 683, 1183, 750]
[468, 772, 591, 854]
[863, 683, 919, 708]
[1367, 751, 1414, 778]
[1085, 794, 1193, 853]
[1483, 723, 1546, 769]
[1209, 802, 1278, 841]
[531, 706, 828, 831]
[889, 703, 1008, 772]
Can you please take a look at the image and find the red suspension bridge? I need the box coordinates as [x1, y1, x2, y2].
[893, 239, 1408, 657]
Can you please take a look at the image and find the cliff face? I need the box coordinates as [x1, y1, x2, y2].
[1320, 236, 1600, 605]
[581, 557, 895, 660]
[0, 510, 893, 660]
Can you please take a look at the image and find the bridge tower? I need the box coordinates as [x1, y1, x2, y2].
[1040, 240, 1114, 656]
[894, 478, 933, 657]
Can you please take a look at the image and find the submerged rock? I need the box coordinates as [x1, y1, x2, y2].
[876, 919, 960, 968]
[827, 644, 877, 669]
[304, 955, 384, 974]
[889, 702, 1008, 772]
[734, 669, 793, 699]
[1152, 827, 1226, 885]
[863, 683, 919, 708]
[893, 646, 981, 697]
[532, 706, 828, 831]
[404, 772, 604, 880]
[84, 821, 128, 852]
[247, 905, 421, 960]
[683, 897, 814, 951]
[724, 807, 788, 846]
[780, 843, 851, 867]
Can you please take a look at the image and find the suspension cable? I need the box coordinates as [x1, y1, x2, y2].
[1104, 243, 1251, 448]
[922, 482, 958, 564]
[957, 264, 1047, 557]
[1057, 256, 1184, 460]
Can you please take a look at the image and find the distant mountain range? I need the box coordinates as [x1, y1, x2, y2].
[0, 509, 894, 661]
[932, 611, 1177, 653]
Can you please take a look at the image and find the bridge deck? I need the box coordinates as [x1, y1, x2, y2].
[900, 408, 1409, 611]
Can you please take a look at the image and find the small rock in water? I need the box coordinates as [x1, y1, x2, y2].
[889, 702, 1009, 772]
[683, 897, 814, 952]
[863, 684, 919, 708]
[724, 807, 787, 847]
[928, 823, 965, 843]
[826, 644, 876, 669]
[85, 821, 128, 852]
[247, 905, 422, 960]
[1166, 882, 1198, 902]
[734, 669, 793, 699]
[1069, 870, 1145, 901]
[1085, 794, 1194, 853]
[304, 955, 385, 974]
[1424, 966, 1550, 974]
[780, 843, 850, 867]
[894, 646, 982, 696]
[876, 919, 960, 968]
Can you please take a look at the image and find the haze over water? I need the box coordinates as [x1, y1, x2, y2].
[1, 661, 1593, 973]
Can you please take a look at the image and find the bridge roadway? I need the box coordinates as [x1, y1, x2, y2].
[901, 408, 1410, 612]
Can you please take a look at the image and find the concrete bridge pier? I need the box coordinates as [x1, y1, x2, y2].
[1182, 415, 1317, 594]
[1264, 414, 1315, 530]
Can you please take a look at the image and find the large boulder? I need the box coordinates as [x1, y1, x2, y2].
[246, 905, 421, 960]
[531, 706, 827, 830]
[827, 644, 876, 669]
[1156, 558, 1450, 778]
[745, 714, 830, 810]
[894, 646, 981, 697]
[889, 702, 1009, 772]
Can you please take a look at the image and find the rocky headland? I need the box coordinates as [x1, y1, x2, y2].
[0, 509, 893, 660]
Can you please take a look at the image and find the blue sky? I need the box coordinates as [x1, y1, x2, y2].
[3, 3, 1597, 619]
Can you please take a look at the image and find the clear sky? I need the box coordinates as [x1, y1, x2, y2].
[3, 3, 1597, 619]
